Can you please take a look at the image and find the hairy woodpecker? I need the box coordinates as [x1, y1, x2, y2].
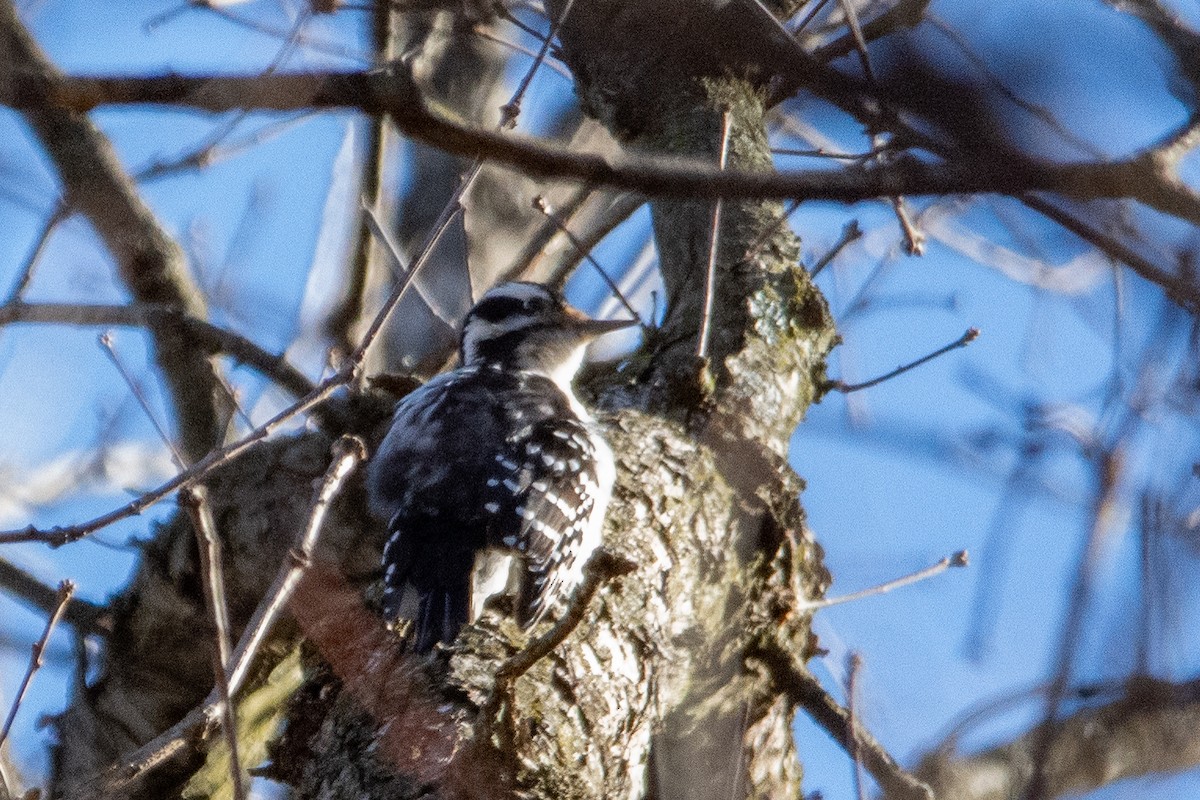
[368, 281, 635, 653]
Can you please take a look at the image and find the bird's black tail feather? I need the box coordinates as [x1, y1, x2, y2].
[412, 585, 470, 654]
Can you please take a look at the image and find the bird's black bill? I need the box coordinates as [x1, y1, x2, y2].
[573, 316, 639, 337]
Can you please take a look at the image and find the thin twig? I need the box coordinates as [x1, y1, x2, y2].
[482, 550, 635, 747]
[811, 0, 931, 63]
[229, 434, 365, 693]
[698, 110, 733, 361]
[0, 580, 75, 750]
[157, 1, 366, 63]
[360, 201, 458, 329]
[738, 199, 802, 270]
[0, 557, 104, 634]
[1136, 493, 1157, 675]
[802, 550, 968, 610]
[98, 331, 187, 469]
[847, 653, 868, 800]
[753, 639, 934, 800]
[1021, 194, 1200, 315]
[533, 192, 647, 288]
[493, 1, 552, 42]
[531, 196, 647, 329]
[828, 328, 979, 393]
[499, 0, 576, 127]
[351, 176, 476, 375]
[925, 14, 1100, 158]
[0, 161, 431, 548]
[5, 200, 68, 302]
[355, 0, 593, 361]
[181, 485, 246, 800]
[964, 456, 1037, 660]
[80, 436, 366, 799]
[810, 219, 863, 277]
[471, 25, 573, 81]
[771, 147, 875, 160]
[835, 0, 875, 83]
[792, 0, 835, 34]
[134, 113, 313, 184]
[891, 194, 926, 255]
[1023, 448, 1124, 800]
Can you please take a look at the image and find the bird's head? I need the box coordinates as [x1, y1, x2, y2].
[460, 282, 636, 387]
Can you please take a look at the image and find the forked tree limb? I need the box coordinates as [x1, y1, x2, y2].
[0, 0, 227, 462]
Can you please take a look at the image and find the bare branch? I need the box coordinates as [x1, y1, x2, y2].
[499, 0, 577, 127]
[918, 677, 1200, 800]
[0, 580, 74, 750]
[752, 639, 934, 800]
[697, 109, 733, 362]
[1, 1, 225, 461]
[4, 200, 67, 302]
[531, 196, 648, 328]
[1020, 195, 1200, 315]
[1025, 448, 1125, 800]
[803, 550, 968, 610]
[0, 557, 104, 635]
[481, 549, 636, 745]
[0, 301, 315, 400]
[78, 435, 366, 799]
[890, 194, 925, 256]
[98, 332, 186, 469]
[810, 0, 932, 63]
[847, 653, 868, 800]
[7, 68, 1200, 226]
[0, 170, 432, 547]
[828, 328, 979, 393]
[181, 485, 247, 800]
[809, 219, 863, 277]
[835, 0, 876, 83]
[226, 434, 365, 694]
